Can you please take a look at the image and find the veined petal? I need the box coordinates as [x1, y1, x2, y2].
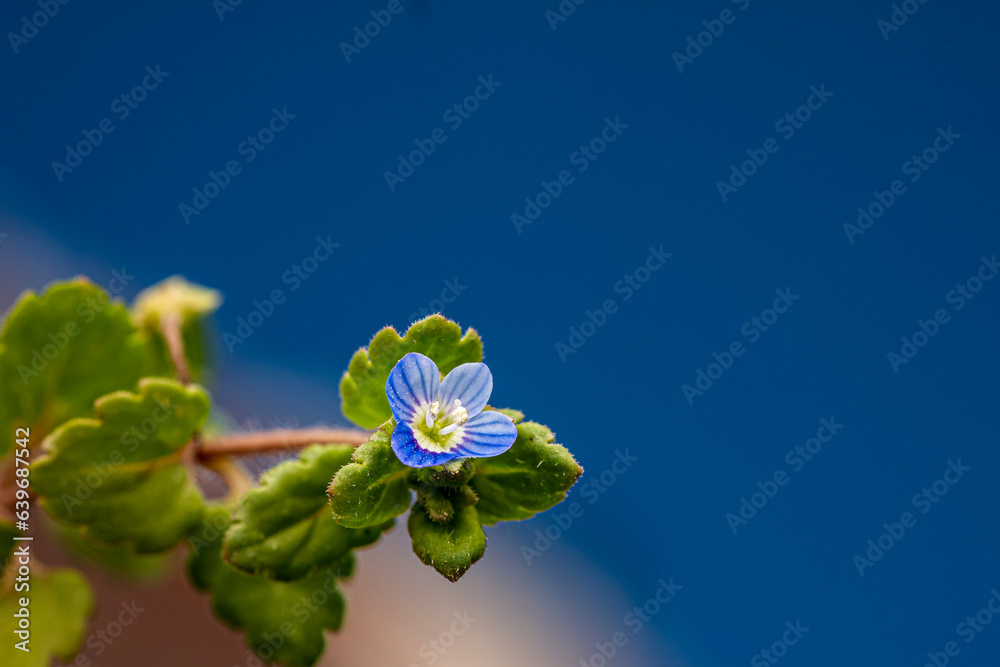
[391, 421, 463, 468]
[437, 363, 493, 418]
[386, 353, 441, 423]
[453, 410, 517, 458]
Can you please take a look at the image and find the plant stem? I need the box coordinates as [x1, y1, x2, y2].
[158, 311, 371, 462]
[196, 428, 371, 460]
[160, 313, 191, 385]
[204, 457, 254, 499]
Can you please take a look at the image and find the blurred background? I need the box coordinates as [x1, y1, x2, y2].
[2, 1, 999, 665]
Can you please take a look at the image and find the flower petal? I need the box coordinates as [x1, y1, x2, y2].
[391, 421, 462, 468]
[453, 410, 517, 458]
[386, 353, 441, 423]
[437, 363, 493, 418]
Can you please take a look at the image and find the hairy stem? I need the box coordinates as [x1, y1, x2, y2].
[161, 313, 191, 385]
[158, 312, 371, 463]
[197, 428, 371, 460]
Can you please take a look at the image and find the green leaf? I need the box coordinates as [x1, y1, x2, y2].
[133, 276, 221, 383]
[132, 276, 222, 328]
[0, 567, 94, 667]
[470, 420, 583, 525]
[224, 444, 393, 581]
[31, 378, 209, 553]
[416, 486, 455, 524]
[190, 505, 351, 667]
[328, 421, 411, 528]
[0, 279, 149, 457]
[491, 407, 524, 424]
[52, 523, 172, 581]
[408, 504, 486, 582]
[413, 458, 476, 488]
[340, 315, 483, 428]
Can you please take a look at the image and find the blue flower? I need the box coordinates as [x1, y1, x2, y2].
[385, 352, 517, 468]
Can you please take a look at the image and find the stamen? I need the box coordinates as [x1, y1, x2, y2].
[425, 401, 440, 428]
[439, 423, 459, 435]
[452, 405, 469, 426]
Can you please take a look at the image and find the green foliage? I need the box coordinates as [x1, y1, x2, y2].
[0, 567, 94, 667]
[52, 523, 172, 580]
[340, 315, 483, 428]
[0, 282, 583, 665]
[132, 276, 222, 328]
[190, 505, 351, 667]
[412, 469, 479, 525]
[133, 276, 222, 382]
[31, 378, 210, 553]
[224, 444, 393, 580]
[471, 421, 583, 525]
[329, 408, 582, 580]
[408, 504, 486, 582]
[414, 458, 476, 488]
[328, 421, 411, 528]
[0, 280, 148, 457]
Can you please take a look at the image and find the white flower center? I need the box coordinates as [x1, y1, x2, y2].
[422, 398, 469, 435]
[413, 398, 470, 453]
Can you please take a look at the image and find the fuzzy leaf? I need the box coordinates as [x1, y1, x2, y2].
[132, 276, 222, 327]
[224, 444, 393, 581]
[0, 568, 94, 667]
[471, 420, 583, 525]
[491, 407, 524, 424]
[53, 523, 172, 580]
[328, 421, 411, 528]
[408, 504, 486, 582]
[133, 276, 221, 383]
[340, 315, 482, 428]
[31, 378, 209, 553]
[0, 280, 149, 457]
[190, 505, 351, 667]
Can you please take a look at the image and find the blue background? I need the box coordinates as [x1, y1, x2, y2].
[2, 1, 998, 665]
